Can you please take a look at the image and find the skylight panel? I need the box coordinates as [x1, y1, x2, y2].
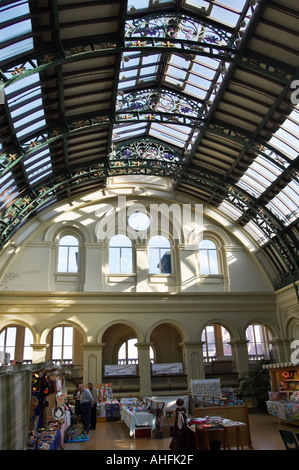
[249, 158, 279, 185]
[15, 110, 46, 139]
[269, 135, 297, 160]
[236, 177, 263, 198]
[267, 181, 299, 224]
[29, 165, 52, 185]
[118, 79, 139, 90]
[112, 123, 148, 142]
[0, 38, 34, 62]
[0, 171, 18, 212]
[2, 20, 32, 42]
[149, 122, 189, 147]
[7, 86, 41, 110]
[10, 97, 43, 120]
[0, 0, 30, 19]
[0, 1, 33, 61]
[219, 200, 243, 220]
[244, 220, 266, 246]
[184, 0, 248, 27]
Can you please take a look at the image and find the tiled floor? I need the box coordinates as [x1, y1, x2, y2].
[64, 410, 297, 451]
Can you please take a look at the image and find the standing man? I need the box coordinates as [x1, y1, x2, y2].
[88, 383, 98, 430]
[78, 384, 93, 436]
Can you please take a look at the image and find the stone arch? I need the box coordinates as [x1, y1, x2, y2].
[40, 319, 88, 345]
[243, 318, 279, 341]
[98, 320, 144, 366]
[45, 220, 91, 244]
[145, 319, 189, 344]
[199, 318, 240, 343]
[0, 319, 38, 344]
[285, 316, 299, 341]
[145, 319, 189, 365]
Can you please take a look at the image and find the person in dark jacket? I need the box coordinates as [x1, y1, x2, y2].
[169, 398, 194, 450]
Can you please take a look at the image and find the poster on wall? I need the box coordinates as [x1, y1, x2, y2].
[190, 378, 222, 397]
[104, 364, 137, 376]
[151, 363, 183, 375]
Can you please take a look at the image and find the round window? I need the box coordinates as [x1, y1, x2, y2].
[128, 212, 150, 231]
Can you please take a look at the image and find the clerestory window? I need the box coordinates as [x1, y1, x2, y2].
[109, 234, 133, 274]
[199, 239, 219, 274]
[57, 235, 79, 273]
[148, 235, 172, 274]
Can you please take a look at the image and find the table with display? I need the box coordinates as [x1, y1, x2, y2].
[192, 405, 252, 450]
[120, 406, 156, 438]
[194, 419, 246, 450]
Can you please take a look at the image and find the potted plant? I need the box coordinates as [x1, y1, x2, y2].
[238, 361, 270, 411]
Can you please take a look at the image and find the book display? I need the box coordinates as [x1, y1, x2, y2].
[264, 363, 299, 425]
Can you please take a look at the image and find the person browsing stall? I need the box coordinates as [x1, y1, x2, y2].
[78, 384, 93, 436]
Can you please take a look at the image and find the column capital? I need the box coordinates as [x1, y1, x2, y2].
[135, 342, 153, 350]
[30, 343, 49, 350]
[229, 339, 249, 347]
[82, 342, 106, 350]
[179, 341, 205, 348]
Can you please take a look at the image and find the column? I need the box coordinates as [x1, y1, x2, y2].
[230, 340, 249, 379]
[179, 341, 205, 392]
[269, 338, 284, 363]
[84, 243, 103, 291]
[31, 343, 49, 363]
[178, 245, 198, 292]
[135, 245, 148, 291]
[82, 343, 105, 385]
[136, 342, 152, 396]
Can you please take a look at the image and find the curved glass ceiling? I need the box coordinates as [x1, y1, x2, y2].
[0, 0, 298, 287]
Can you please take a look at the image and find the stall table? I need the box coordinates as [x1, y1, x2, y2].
[193, 405, 252, 450]
[121, 407, 155, 438]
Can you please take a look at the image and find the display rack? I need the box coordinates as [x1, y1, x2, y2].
[263, 363, 299, 426]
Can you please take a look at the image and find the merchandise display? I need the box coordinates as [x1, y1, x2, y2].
[120, 403, 155, 438]
[28, 369, 71, 449]
[264, 363, 299, 425]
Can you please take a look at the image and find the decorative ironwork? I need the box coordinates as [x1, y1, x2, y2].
[116, 88, 204, 120]
[125, 13, 237, 50]
[109, 139, 182, 168]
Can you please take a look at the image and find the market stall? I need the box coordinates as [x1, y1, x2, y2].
[193, 404, 252, 449]
[264, 363, 299, 425]
[120, 404, 155, 438]
[0, 361, 69, 450]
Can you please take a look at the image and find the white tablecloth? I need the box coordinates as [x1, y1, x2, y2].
[144, 395, 189, 411]
[121, 407, 155, 436]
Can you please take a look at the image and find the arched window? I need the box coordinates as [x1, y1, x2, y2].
[199, 239, 219, 274]
[201, 325, 232, 362]
[118, 338, 154, 364]
[52, 326, 73, 364]
[148, 235, 172, 274]
[57, 235, 79, 273]
[246, 324, 273, 361]
[109, 234, 133, 274]
[23, 328, 34, 362]
[0, 326, 17, 362]
[0, 326, 33, 363]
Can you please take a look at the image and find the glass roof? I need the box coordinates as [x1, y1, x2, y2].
[0, 0, 298, 285]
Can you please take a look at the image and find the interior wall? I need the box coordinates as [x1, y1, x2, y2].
[0, 186, 273, 294]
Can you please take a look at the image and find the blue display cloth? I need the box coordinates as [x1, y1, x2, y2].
[67, 435, 89, 443]
[36, 430, 61, 450]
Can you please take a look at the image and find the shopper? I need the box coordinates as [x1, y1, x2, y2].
[73, 383, 81, 416]
[78, 384, 93, 436]
[169, 398, 194, 451]
[88, 382, 98, 430]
